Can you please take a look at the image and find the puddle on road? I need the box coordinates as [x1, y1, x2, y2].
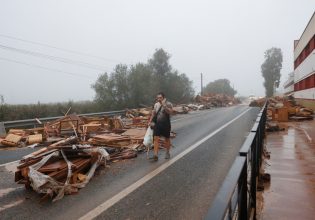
[258, 120, 315, 219]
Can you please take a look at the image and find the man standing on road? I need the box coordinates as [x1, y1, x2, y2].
[149, 92, 173, 161]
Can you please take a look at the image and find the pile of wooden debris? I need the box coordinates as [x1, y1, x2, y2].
[250, 96, 313, 121]
[195, 93, 240, 108]
[1, 109, 178, 201]
[249, 98, 266, 108]
[15, 137, 109, 202]
[267, 97, 313, 121]
[0, 112, 150, 149]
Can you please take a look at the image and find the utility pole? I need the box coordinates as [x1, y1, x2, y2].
[200, 73, 203, 96]
[232, 84, 235, 96]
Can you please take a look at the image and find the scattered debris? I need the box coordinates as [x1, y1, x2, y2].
[109, 148, 137, 162]
[6, 101, 234, 201]
[15, 143, 109, 202]
[249, 98, 266, 107]
[195, 93, 240, 108]
[2, 134, 22, 147]
[267, 97, 313, 122]
[7, 109, 177, 201]
[172, 106, 189, 114]
[28, 134, 43, 145]
[249, 96, 313, 122]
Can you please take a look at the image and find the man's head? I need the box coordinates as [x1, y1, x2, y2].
[156, 92, 165, 103]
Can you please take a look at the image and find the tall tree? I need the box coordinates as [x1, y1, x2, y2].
[261, 47, 283, 97]
[204, 79, 237, 96]
[129, 63, 155, 106]
[92, 64, 130, 110]
[111, 64, 130, 108]
[164, 71, 194, 103]
[148, 48, 172, 76]
[148, 48, 172, 92]
[92, 48, 195, 109]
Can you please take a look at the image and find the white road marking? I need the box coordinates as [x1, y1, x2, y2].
[0, 160, 19, 168]
[0, 187, 23, 198]
[79, 107, 251, 220]
[0, 199, 24, 212]
[3, 161, 19, 172]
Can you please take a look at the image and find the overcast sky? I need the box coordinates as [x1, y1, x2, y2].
[0, 0, 314, 104]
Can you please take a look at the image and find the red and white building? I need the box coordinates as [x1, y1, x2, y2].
[293, 12, 315, 109]
[283, 72, 294, 95]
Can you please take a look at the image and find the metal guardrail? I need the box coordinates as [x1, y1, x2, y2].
[2, 110, 126, 130]
[205, 103, 267, 220]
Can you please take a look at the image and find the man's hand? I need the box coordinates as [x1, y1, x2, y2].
[161, 98, 166, 106]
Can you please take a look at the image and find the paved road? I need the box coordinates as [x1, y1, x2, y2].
[0, 147, 39, 165]
[0, 105, 259, 220]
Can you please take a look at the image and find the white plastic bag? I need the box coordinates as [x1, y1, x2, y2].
[143, 127, 153, 147]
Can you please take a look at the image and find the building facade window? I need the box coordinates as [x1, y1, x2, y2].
[294, 73, 315, 91]
[294, 34, 315, 69]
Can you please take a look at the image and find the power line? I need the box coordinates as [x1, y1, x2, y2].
[0, 44, 109, 71]
[0, 34, 120, 63]
[0, 57, 96, 79]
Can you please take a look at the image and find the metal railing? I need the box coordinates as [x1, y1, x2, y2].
[1, 110, 126, 130]
[205, 103, 267, 220]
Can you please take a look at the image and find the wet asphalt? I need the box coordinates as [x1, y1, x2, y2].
[0, 105, 259, 220]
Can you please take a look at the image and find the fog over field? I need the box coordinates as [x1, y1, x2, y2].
[0, 0, 314, 104]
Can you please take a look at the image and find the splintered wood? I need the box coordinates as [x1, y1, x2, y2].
[195, 93, 240, 108]
[4, 107, 179, 202]
[2, 134, 22, 146]
[266, 97, 314, 122]
[15, 143, 109, 202]
[0, 127, 44, 147]
[89, 134, 131, 147]
[28, 134, 43, 144]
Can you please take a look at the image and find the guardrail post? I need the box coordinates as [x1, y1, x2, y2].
[0, 122, 6, 136]
[251, 138, 257, 219]
[238, 158, 247, 219]
[239, 133, 257, 220]
[205, 157, 246, 220]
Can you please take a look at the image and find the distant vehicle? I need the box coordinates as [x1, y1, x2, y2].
[248, 95, 258, 101]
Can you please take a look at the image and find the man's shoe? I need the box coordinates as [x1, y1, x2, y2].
[165, 151, 170, 159]
[149, 155, 158, 161]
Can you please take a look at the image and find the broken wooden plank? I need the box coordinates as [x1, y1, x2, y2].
[2, 134, 22, 147]
[28, 134, 43, 144]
